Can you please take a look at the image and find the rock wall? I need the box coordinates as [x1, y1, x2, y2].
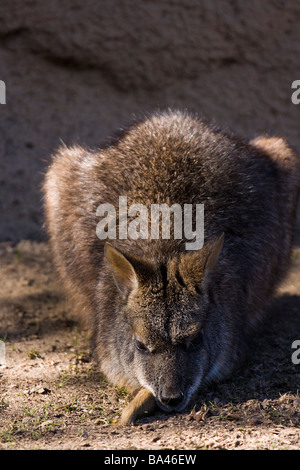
[0, 0, 300, 241]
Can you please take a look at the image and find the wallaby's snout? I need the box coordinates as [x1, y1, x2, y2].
[155, 361, 186, 411]
[137, 339, 206, 414]
[157, 387, 185, 411]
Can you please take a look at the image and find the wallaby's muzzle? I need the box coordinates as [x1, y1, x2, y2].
[156, 382, 186, 411]
[157, 392, 185, 411]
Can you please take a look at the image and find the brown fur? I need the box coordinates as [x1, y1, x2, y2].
[43, 110, 299, 424]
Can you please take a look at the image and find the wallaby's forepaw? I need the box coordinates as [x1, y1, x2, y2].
[117, 388, 156, 426]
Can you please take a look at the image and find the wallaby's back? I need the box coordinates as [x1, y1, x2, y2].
[44, 111, 299, 322]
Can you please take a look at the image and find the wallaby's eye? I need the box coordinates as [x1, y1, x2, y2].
[134, 338, 150, 354]
[186, 330, 203, 351]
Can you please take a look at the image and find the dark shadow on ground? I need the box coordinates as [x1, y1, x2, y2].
[0, 290, 76, 342]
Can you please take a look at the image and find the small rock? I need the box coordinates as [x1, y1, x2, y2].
[249, 416, 262, 426]
[37, 386, 51, 395]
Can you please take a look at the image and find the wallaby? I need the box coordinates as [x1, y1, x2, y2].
[43, 110, 299, 425]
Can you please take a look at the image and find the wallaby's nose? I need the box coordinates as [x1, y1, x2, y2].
[159, 392, 184, 410]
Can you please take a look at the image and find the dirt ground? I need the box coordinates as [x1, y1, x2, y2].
[0, 240, 300, 450]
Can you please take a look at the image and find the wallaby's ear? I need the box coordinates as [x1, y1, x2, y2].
[250, 136, 288, 154]
[104, 243, 138, 294]
[250, 136, 297, 167]
[204, 232, 224, 275]
[176, 233, 224, 291]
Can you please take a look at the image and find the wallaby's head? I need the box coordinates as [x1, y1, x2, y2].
[104, 234, 224, 412]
